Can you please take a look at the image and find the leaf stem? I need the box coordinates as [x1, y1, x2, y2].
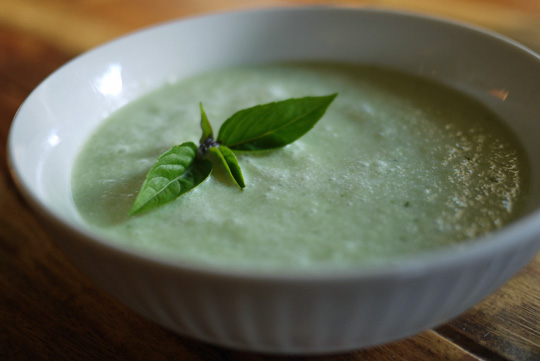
[198, 136, 221, 158]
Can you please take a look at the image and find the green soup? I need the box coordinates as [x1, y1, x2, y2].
[71, 63, 529, 270]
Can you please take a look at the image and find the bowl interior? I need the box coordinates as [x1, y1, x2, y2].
[8, 7, 540, 268]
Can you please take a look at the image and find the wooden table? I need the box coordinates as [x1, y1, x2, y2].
[1, 1, 539, 360]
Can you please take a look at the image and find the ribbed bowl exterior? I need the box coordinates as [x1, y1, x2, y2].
[48, 220, 540, 354]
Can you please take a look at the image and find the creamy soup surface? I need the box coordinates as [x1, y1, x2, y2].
[71, 63, 529, 270]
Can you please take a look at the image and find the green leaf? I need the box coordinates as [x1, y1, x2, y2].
[199, 102, 213, 143]
[217, 93, 337, 151]
[129, 142, 212, 215]
[209, 145, 245, 189]
[129, 94, 337, 215]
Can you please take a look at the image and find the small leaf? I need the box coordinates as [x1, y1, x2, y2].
[209, 145, 245, 188]
[199, 102, 213, 143]
[217, 93, 337, 151]
[129, 142, 212, 215]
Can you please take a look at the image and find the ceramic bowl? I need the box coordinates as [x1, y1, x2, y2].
[8, 7, 540, 354]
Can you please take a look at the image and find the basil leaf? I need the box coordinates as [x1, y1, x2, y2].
[129, 94, 337, 215]
[129, 142, 212, 215]
[217, 93, 337, 151]
[209, 145, 245, 189]
[199, 102, 213, 143]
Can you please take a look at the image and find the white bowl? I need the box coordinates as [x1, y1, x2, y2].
[8, 7, 540, 354]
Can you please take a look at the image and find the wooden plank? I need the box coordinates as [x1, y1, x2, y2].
[0, 0, 268, 54]
[362, 331, 483, 361]
[440, 255, 540, 361]
[0, 0, 127, 54]
[0, 25, 74, 92]
[219, 331, 483, 360]
[1, 0, 539, 55]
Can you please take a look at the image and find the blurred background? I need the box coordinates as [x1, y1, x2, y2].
[1, 0, 539, 55]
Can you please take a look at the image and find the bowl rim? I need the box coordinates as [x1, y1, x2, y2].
[7, 5, 540, 281]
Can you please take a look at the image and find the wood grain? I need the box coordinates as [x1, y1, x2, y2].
[441, 256, 540, 361]
[1, 1, 539, 360]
